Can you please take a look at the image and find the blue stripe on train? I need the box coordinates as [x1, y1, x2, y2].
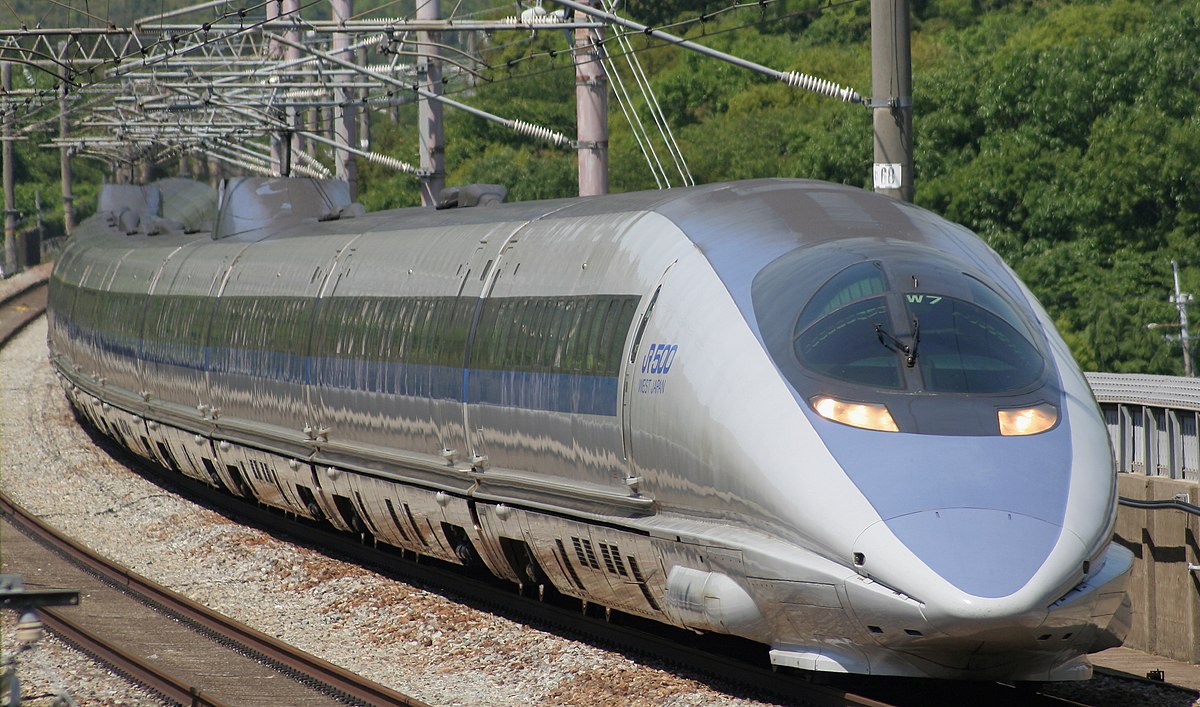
[68, 323, 621, 417]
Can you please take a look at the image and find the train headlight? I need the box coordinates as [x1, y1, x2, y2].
[997, 403, 1057, 436]
[811, 396, 899, 432]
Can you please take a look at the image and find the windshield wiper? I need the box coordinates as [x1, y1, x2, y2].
[874, 323, 909, 355]
[907, 317, 919, 368]
[875, 318, 919, 368]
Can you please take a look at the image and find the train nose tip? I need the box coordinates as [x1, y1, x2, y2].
[856, 508, 1063, 601]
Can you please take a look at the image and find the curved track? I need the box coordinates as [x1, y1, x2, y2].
[0, 272, 426, 706]
[0, 490, 427, 706]
[0, 264, 50, 347]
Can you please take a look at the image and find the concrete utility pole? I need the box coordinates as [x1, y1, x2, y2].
[1147, 260, 1196, 377]
[331, 0, 357, 198]
[1172, 260, 1194, 377]
[59, 94, 73, 235]
[357, 46, 370, 153]
[284, 0, 302, 173]
[267, 0, 286, 176]
[417, 0, 445, 206]
[59, 42, 74, 235]
[574, 0, 608, 197]
[870, 0, 913, 202]
[2, 62, 16, 275]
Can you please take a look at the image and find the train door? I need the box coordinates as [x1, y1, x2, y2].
[305, 237, 363, 444]
[199, 244, 253, 431]
[136, 245, 186, 411]
[620, 262, 677, 465]
[452, 225, 527, 467]
[427, 241, 496, 467]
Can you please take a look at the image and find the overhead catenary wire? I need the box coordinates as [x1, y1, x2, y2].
[167, 82, 423, 174]
[617, 43, 693, 187]
[598, 0, 692, 187]
[19, 0, 857, 113]
[135, 0, 232, 27]
[5, 0, 869, 196]
[602, 45, 664, 189]
[1, 0, 329, 121]
[466, 0, 868, 104]
[24, 0, 861, 118]
[554, 0, 862, 104]
[585, 4, 669, 187]
[290, 147, 333, 178]
[270, 32, 570, 148]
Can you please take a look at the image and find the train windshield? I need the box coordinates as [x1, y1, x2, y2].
[789, 260, 1047, 395]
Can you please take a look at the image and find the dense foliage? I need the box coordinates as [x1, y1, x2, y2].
[913, 0, 1200, 374]
[5, 0, 1198, 373]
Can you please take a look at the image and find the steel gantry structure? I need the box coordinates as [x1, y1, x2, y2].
[0, 0, 879, 271]
[0, 1, 599, 206]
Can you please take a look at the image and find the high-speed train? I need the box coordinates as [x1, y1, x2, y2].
[47, 175, 1132, 681]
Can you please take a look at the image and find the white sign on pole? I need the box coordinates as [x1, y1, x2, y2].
[873, 163, 902, 190]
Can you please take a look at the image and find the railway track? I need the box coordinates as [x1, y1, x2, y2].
[1, 491, 427, 706]
[0, 264, 51, 347]
[0, 271, 425, 706]
[0, 270, 1183, 707]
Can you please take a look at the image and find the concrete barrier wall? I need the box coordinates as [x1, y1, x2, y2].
[1087, 379, 1200, 663]
[1115, 473, 1200, 662]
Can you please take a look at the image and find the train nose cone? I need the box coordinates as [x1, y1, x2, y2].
[857, 508, 1063, 600]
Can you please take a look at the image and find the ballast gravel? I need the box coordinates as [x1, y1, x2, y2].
[2, 317, 1198, 707]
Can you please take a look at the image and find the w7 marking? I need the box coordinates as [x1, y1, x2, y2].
[906, 294, 942, 304]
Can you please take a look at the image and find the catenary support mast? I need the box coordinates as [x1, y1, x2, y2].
[2, 62, 15, 274]
[331, 0, 358, 198]
[575, 0, 608, 196]
[870, 0, 913, 202]
[418, 0, 445, 206]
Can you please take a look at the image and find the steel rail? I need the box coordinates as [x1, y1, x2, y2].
[0, 264, 51, 345]
[0, 489, 430, 707]
[145, 457, 1105, 707]
[36, 607, 229, 707]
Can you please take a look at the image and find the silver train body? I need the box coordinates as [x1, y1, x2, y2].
[47, 176, 1132, 680]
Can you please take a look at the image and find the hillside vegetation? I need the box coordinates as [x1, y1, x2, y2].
[6, 0, 1198, 374]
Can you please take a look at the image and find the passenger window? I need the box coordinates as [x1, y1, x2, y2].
[413, 298, 432, 363]
[585, 299, 609, 374]
[541, 299, 564, 371]
[794, 297, 902, 389]
[553, 299, 576, 371]
[392, 298, 413, 360]
[524, 300, 546, 370]
[570, 300, 596, 372]
[495, 299, 515, 370]
[609, 297, 637, 374]
[909, 297, 1044, 393]
[510, 299, 528, 370]
[474, 301, 499, 369]
[794, 261, 887, 336]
